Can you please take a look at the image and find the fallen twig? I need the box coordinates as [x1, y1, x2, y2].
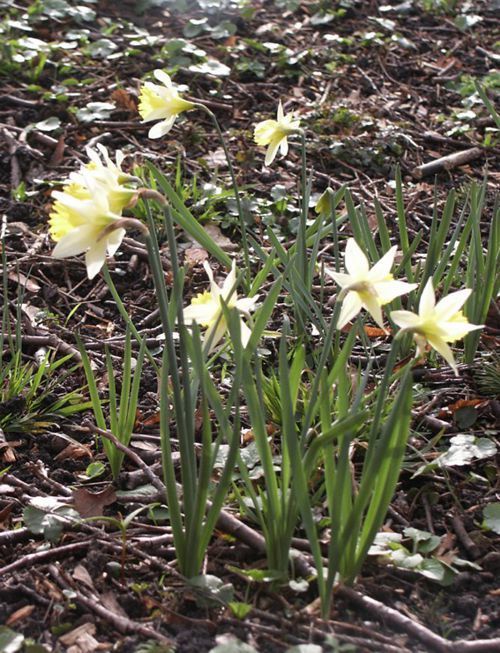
[412, 147, 484, 179]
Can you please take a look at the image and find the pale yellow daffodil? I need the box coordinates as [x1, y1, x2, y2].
[325, 238, 417, 331]
[69, 144, 137, 214]
[138, 69, 196, 139]
[49, 173, 127, 280]
[183, 261, 259, 352]
[254, 100, 301, 166]
[391, 278, 483, 375]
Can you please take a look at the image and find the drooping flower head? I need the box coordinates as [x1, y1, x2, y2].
[325, 238, 417, 331]
[69, 144, 137, 214]
[138, 69, 196, 139]
[183, 261, 259, 352]
[49, 173, 127, 280]
[391, 278, 483, 375]
[254, 100, 301, 166]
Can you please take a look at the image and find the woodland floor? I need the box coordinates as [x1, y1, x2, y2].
[0, 0, 499, 651]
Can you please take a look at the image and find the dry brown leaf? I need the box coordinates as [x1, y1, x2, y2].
[55, 442, 92, 461]
[72, 486, 116, 518]
[73, 563, 95, 590]
[6, 604, 35, 625]
[184, 246, 209, 269]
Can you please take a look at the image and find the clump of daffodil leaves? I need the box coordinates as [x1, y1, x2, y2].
[45, 70, 486, 620]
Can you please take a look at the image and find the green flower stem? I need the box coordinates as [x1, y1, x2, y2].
[101, 264, 159, 373]
[299, 131, 308, 286]
[196, 103, 251, 286]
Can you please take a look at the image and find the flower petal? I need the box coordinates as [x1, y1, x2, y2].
[426, 334, 458, 375]
[368, 245, 397, 281]
[106, 227, 126, 257]
[345, 239, 369, 277]
[390, 309, 420, 330]
[419, 278, 436, 316]
[153, 69, 172, 87]
[265, 137, 282, 166]
[324, 269, 352, 288]
[375, 280, 417, 304]
[204, 317, 227, 353]
[337, 291, 362, 329]
[52, 224, 99, 258]
[360, 293, 385, 331]
[85, 239, 108, 280]
[433, 288, 471, 321]
[148, 118, 175, 139]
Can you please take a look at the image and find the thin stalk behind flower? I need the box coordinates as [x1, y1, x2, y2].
[194, 103, 251, 287]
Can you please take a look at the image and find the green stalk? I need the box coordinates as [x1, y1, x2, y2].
[196, 103, 251, 285]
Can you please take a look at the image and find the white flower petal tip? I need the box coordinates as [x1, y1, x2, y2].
[329, 239, 415, 331]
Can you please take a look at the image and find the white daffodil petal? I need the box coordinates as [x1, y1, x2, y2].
[106, 227, 126, 256]
[434, 289, 472, 321]
[361, 293, 385, 331]
[235, 296, 259, 314]
[183, 301, 219, 325]
[277, 100, 284, 122]
[337, 291, 363, 329]
[52, 225, 98, 258]
[390, 310, 421, 330]
[441, 320, 483, 341]
[85, 239, 108, 280]
[375, 280, 417, 304]
[324, 269, 352, 288]
[345, 238, 369, 277]
[265, 138, 282, 166]
[204, 318, 227, 353]
[221, 260, 237, 300]
[419, 278, 436, 316]
[240, 319, 252, 349]
[148, 118, 175, 139]
[426, 334, 458, 375]
[153, 69, 172, 87]
[369, 246, 397, 281]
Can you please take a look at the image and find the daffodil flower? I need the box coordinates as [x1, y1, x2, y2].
[183, 261, 259, 352]
[138, 69, 196, 139]
[254, 100, 301, 166]
[390, 278, 483, 375]
[325, 238, 417, 331]
[69, 145, 137, 214]
[49, 174, 127, 280]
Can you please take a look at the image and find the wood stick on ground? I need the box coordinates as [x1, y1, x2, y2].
[337, 586, 500, 653]
[48, 563, 173, 646]
[412, 147, 484, 179]
[88, 422, 316, 577]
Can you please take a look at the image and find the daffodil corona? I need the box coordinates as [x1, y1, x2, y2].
[138, 69, 195, 139]
[325, 239, 417, 331]
[183, 261, 258, 352]
[254, 101, 301, 166]
[391, 278, 482, 375]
